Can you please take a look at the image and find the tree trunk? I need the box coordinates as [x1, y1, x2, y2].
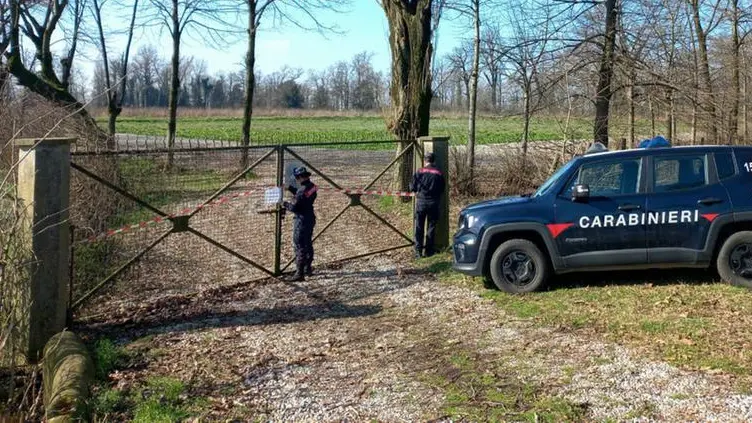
[648, 94, 655, 136]
[167, 0, 181, 169]
[666, 90, 675, 142]
[490, 76, 498, 113]
[593, 0, 617, 147]
[692, 100, 698, 145]
[382, 0, 434, 192]
[729, 0, 740, 145]
[0, 68, 9, 97]
[466, 0, 480, 194]
[522, 81, 531, 158]
[241, 0, 257, 169]
[690, 0, 718, 142]
[744, 72, 748, 143]
[94, 0, 117, 148]
[104, 0, 138, 143]
[627, 83, 635, 147]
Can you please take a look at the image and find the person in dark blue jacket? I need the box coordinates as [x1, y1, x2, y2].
[410, 152, 445, 259]
[284, 167, 318, 281]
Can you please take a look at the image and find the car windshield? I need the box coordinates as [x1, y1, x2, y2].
[533, 159, 577, 197]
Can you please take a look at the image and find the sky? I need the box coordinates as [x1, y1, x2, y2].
[73, 1, 466, 82]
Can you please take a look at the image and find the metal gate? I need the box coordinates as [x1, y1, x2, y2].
[69, 140, 420, 315]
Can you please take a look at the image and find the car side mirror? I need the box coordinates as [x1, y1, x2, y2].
[572, 184, 590, 202]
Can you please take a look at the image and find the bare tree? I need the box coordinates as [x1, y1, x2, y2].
[350, 51, 382, 110]
[443, 0, 483, 193]
[329, 60, 350, 110]
[688, 0, 725, 143]
[481, 25, 503, 112]
[726, 0, 751, 143]
[503, 2, 558, 159]
[6, 0, 96, 126]
[0, 0, 10, 95]
[381, 0, 436, 191]
[446, 44, 472, 108]
[240, 0, 349, 167]
[593, 0, 618, 147]
[145, 0, 240, 167]
[91, 0, 139, 140]
[618, 0, 676, 145]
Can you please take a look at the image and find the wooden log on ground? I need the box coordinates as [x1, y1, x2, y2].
[42, 331, 94, 422]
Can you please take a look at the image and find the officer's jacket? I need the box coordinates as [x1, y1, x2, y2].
[410, 164, 445, 203]
[285, 180, 318, 218]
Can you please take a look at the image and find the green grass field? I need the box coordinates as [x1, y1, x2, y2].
[101, 114, 666, 145]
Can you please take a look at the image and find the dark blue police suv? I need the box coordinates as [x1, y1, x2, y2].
[452, 143, 752, 293]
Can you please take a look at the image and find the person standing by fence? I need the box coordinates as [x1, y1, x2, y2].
[284, 167, 318, 281]
[410, 152, 445, 259]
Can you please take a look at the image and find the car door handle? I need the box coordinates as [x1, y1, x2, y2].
[618, 204, 641, 211]
[698, 197, 723, 205]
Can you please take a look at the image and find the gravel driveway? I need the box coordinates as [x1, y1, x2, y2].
[79, 253, 752, 422]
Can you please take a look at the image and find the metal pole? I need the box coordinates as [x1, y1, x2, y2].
[274, 146, 284, 275]
[67, 225, 75, 326]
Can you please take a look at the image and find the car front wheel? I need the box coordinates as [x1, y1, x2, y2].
[489, 239, 549, 293]
[717, 231, 752, 289]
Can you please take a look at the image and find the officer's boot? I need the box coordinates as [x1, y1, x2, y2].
[304, 263, 313, 276]
[289, 264, 305, 282]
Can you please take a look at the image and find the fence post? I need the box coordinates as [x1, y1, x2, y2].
[417, 136, 450, 252]
[274, 145, 284, 276]
[15, 137, 76, 362]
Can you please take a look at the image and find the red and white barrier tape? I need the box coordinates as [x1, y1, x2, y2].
[79, 188, 260, 244]
[77, 185, 414, 245]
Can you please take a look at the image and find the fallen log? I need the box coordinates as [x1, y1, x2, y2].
[42, 331, 94, 422]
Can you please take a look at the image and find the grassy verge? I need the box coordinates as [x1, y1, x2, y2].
[419, 346, 587, 422]
[88, 338, 209, 422]
[101, 115, 667, 145]
[420, 254, 752, 387]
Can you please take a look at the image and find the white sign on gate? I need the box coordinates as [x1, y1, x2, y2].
[263, 186, 282, 206]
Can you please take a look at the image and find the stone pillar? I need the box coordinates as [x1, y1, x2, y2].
[417, 136, 450, 252]
[15, 137, 75, 362]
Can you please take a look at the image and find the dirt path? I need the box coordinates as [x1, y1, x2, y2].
[79, 254, 752, 422]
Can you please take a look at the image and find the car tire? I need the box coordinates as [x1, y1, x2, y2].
[717, 231, 752, 289]
[482, 276, 497, 290]
[489, 239, 549, 293]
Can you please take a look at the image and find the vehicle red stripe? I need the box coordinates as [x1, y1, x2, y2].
[547, 223, 573, 238]
[701, 213, 719, 222]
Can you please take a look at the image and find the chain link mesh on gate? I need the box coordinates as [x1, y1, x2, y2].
[69, 140, 419, 318]
[280, 141, 419, 272]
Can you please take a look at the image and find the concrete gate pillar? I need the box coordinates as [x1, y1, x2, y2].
[417, 136, 450, 252]
[15, 137, 75, 362]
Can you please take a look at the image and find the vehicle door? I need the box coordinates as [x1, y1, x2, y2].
[646, 152, 732, 264]
[554, 156, 648, 269]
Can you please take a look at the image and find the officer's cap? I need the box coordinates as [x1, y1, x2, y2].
[293, 166, 311, 178]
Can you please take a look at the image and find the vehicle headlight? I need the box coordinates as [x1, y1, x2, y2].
[467, 215, 478, 228]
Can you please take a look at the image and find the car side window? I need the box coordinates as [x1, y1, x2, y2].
[715, 152, 736, 180]
[654, 154, 707, 193]
[564, 159, 642, 198]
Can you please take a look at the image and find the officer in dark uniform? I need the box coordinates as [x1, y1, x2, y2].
[284, 167, 318, 281]
[409, 152, 445, 259]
